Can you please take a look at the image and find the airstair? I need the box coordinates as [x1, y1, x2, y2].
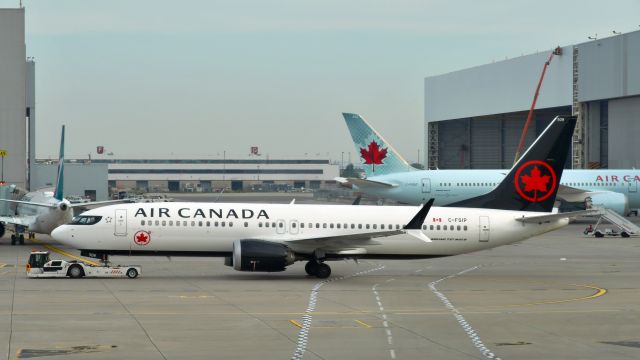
[590, 207, 640, 237]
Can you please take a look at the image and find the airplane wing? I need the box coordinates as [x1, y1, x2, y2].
[557, 184, 609, 202]
[335, 177, 398, 189]
[0, 199, 57, 209]
[0, 215, 37, 227]
[69, 199, 133, 208]
[515, 209, 602, 223]
[284, 199, 435, 249]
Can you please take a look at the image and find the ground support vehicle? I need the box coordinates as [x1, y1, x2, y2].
[26, 251, 141, 279]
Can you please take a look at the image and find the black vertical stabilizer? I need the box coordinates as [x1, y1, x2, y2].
[447, 116, 576, 212]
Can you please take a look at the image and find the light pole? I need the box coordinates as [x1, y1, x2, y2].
[0, 149, 7, 184]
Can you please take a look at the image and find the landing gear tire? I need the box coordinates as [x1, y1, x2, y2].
[19, 234, 24, 245]
[621, 231, 630, 238]
[315, 263, 331, 279]
[305, 261, 319, 276]
[68, 265, 84, 279]
[126, 268, 139, 279]
[28, 232, 35, 240]
[10, 234, 16, 246]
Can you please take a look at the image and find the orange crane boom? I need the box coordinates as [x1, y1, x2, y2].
[513, 46, 563, 164]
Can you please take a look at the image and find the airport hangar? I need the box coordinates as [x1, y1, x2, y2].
[425, 29, 640, 171]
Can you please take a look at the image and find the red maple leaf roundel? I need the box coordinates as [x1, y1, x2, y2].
[360, 141, 388, 165]
[134, 230, 151, 246]
[514, 160, 557, 203]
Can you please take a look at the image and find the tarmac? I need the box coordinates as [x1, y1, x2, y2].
[0, 194, 639, 360]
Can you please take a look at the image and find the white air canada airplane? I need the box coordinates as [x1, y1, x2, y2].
[337, 113, 640, 216]
[0, 126, 125, 244]
[52, 116, 588, 278]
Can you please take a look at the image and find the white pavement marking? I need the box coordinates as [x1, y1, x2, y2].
[373, 283, 396, 359]
[290, 265, 385, 360]
[428, 265, 502, 360]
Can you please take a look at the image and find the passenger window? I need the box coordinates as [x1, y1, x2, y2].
[316, 223, 320, 228]
[323, 223, 327, 229]
[351, 224, 355, 229]
[198, 221, 203, 227]
[206, 221, 210, 227]
[437, 225, 441, 230]
[366, 224, 370, 229]
[373, 224, 377, 229]
[330, 223, 335, 229]
[444, 225, 447, 230]
[422, 225, 426, 230]
[183, 221, 187, 226]
[264, 222, 268, 228]
[358, 224, 362, 229]
[162, 220, 166, 226]
[272, 222, 276, 227]
[221, 222, 226, 227]
[292, 223, 297, 228]
[229, 222, 233, 227]
[464, 225, 468, 231]
[176, 221, 180, 227]
[430, 225, 434, 230]
[170, 220, 174, 226]
[278, 222, 283, 228]
[141, 220, 145, 226]
[191, 221, 196, 226]
[300, 223, 304, 228]
[155, 220, 160, 226]
[258, 222, 262, 227]
[244, 222, 248, 227]
[344, 223, 347, 229]
[396, 225, 400, 230]
[381, 224, 385, 230]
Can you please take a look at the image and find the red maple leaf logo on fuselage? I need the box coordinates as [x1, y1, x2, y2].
[134, 231, 150, 245]
[360, 141, 388, 171]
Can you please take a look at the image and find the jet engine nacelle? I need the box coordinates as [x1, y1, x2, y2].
[58, 202, 69, 212]
[226, 239, 296, 272]
[589, 192, 630, 216]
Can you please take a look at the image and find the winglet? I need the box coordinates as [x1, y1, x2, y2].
[53, 125, 65, 201]
[404, 198, 434, 230]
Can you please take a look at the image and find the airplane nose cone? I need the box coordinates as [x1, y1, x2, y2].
[51, 225, 71, 244]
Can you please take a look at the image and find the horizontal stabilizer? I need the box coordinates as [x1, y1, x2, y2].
[515, 209, 601, 223]
[0, 199, 57, 209]
[335, 177, 398, 189]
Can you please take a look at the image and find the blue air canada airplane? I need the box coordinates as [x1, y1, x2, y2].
[337, 113, 640, 216]
[52, 116, 588, 278]
[0, 126, 124, 244]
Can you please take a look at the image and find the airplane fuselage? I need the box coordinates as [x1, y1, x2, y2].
[52, 202, 568, 258]
[362, 169, 640, 214]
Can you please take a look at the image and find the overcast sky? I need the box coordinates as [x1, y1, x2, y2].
[3, 0, 639, 162]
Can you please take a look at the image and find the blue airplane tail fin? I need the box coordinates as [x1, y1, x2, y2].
[342, 113, 414, 177]
[53, 125, 65, 201]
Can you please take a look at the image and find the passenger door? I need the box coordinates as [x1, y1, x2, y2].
[479, 216, 490, 242]
[629, 181, 637, 193]
[421, 178, 431, 193]
[114, 209, 127, 236]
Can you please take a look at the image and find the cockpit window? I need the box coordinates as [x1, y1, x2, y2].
[70, 216, 102, 225]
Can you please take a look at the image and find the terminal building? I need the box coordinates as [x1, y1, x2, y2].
[425, 30, 640, 170]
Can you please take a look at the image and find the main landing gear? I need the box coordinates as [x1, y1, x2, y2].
[305, 260, 331, 279]
[10, 233, 24, 246]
